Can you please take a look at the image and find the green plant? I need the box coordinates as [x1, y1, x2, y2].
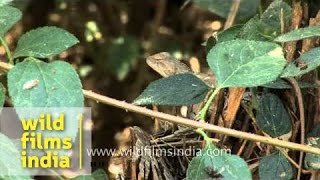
[133, 0, 320, 179]
[0, 2, 107, 180]
[1, 0, 320, 179]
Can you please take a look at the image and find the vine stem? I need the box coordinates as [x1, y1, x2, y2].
[198, 87, 221, 122]
[0, 37, 13, 64]
[0, 61, 319, 155]
[286, 77, 305, 180]
[196, 128, 213, 146]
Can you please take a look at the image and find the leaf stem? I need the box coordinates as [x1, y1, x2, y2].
[198, 87, 221, 122]
[0, 37, 13, 64]
[196, 128, 213, 146]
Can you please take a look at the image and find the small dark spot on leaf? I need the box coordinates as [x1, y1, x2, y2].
[294, 59, 308, 70]
[205, 166, 223, 179]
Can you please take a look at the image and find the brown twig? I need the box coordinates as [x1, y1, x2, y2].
[224, 0, 241, 30]
[222, 0, 246, 136]
[0, 61, 319, 155]
[284, 0, 302, 62]
[280, 6, 305, 178]
[83, 89, 320, 154]
[286, 77, 306, 180]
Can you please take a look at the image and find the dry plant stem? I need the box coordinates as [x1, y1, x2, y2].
[224, 0, 241, 30]
[278, 148, 311, 174]
[0, 61, 319, 155]
[286, 77, 305, 180]
[280, 6, 305, 178]
[236, 139, 247, 156]
[223, 0, 246, 132]
[0, 37, 13, 64]
[285, 1, 302, 62]
[224, 88, 245, 128]
[81, 89, 320, 155]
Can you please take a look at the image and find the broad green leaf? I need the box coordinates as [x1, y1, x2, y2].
[107, 36, 140, 81]
[262, 78, 317, 89]
[304, 137, 320, 170]
[0, 0, 12, 6]
[275, 26, 320, 42]
[91, 169, 108, 180]
[0, 6, 22, 36]
[192, 0, 259, 21]
[0, 83, 5, 108]
[238, 16, 268, 41]
[69, 169, 108, 180]
[0, 133, 32, 179]
[260, 0, 292, 37]
[307, 125, 320, 138]
[186, 144, 251, 180]
[8, 58, 83, 142]
[281, 47, 320, 77]
[14, 26, 79, 58]
[69, 176, 95, 180]
[11, 139, 45, 175]
[256, 93, 291, 137]
[8, 58, 83, 107]
[133, 73, 210, 105]
[304, 127, 320, 170]
[205, 36, 216, 53]
[217, 25, 243, 43]
[207, 40, 286, 88]
[259, 151, 293, 180]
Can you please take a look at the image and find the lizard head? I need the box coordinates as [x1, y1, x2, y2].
[146, 52, 190, 77]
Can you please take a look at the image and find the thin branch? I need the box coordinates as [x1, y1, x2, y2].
[286, 77, 306, 180]
[224, 0, 241, 30]
[0, 61, 319, 155]
[0, 37, 13, 64]
[82, 90, 320, 155]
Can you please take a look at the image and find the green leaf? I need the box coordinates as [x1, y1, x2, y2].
[91, 169, 108, 180]
[260, 0, 292, 37]
[204, 24, 243, 52]
[217, 25, 243, 43]
[205, 36, 216, 53]
[0, 0, 12, 6]
[107, 36, 140, 81]
[238, 16, 268, 41]
[7, 57, 84, 107]
[281, 47, 320, 78]
[262, 78, 317, 89]
[0, 6, 22, 36]
[304, 137, 320, 170]
[69, 176, 95, 180]
[207, 40, 286, 88]
[186, 144, 251, 180]
[192, 0, 259, 21]
[133, 73, 210, 105]
[304, 127, 320, 170]
[259, 151, 293, 180]
[275, 26, 320, 42]
[14, 26, 79, 58]
[0, 133, 32, 179]
[256, 93, 292, 137]
[0, 83, 5, 108]
[69, 169, 108, 180]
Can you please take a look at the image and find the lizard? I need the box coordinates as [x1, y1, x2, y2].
[146, 52, 213, 133]
[146, 52, 215, 86]
[146, 52, 216, 118]
[146, 52, 243, 130]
